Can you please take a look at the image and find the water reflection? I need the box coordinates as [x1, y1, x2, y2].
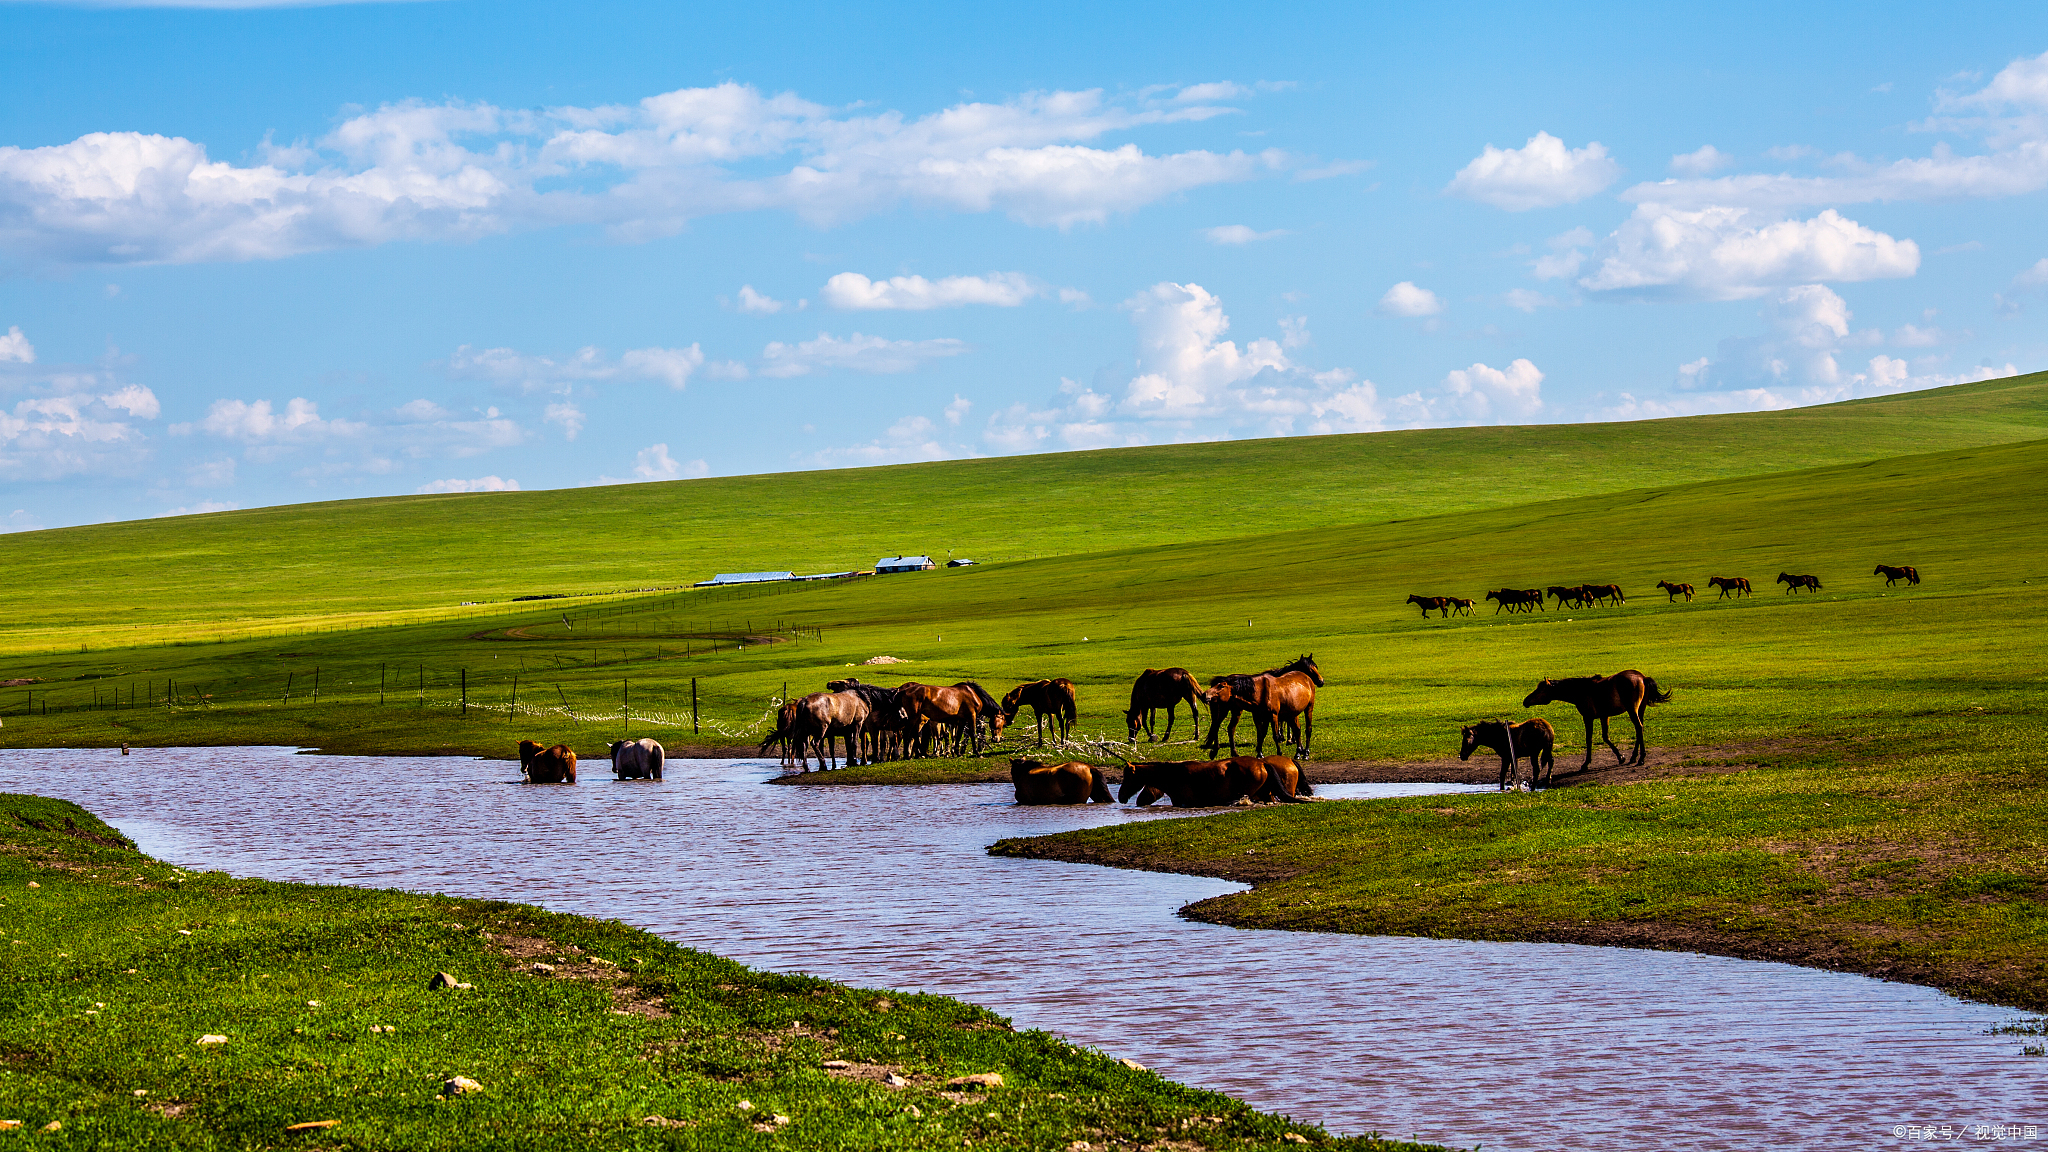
[1, 747, 2034, 1150]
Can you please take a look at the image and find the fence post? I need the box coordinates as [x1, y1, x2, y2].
[692, 678, 698, 735]
[510, 674, 518, 721]
[623, 679, 629, 737]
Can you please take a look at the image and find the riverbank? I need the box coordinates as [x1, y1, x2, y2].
[0, 791, 1441, 1150]
[991, 714, 2048, 1013]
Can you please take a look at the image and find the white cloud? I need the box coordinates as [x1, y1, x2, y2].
[804, 414, 963, 467]
[595, 443, 707, 484]
[735, 285, 786, 314]
[444, 342, 704, 391]
[171, 394, 521, 468]
[1446, 131, 1622, 210]
[758, 331, 968, 377]
[1377, 281, 1444, 317]
[153, 501, 238, 517]
[1201, 224, 1289, 244]
[2015, 257, 2048, 289]
[1, 82, 1280, 266]
[1503, 288, 1564, 312]
[175, 397, 358, 443]
[1892, 323, 1946, 347]
[544, 401, 585, 441]
[821, 271, 1038, 310]
[1670, 145, 1731, 176]
[185, 457, 235, 486]
[1576, 206, 1919, 300]
[1600, 358, 2017, 421]
[1119, 282, 1291, 419]
[0, 510, 43, 534]
[1057, 287, 1092, 308]
[943, 395, 972, 426]
[1278, 316, 1310, 348]
[0, 326, 33, 363]
[1439, 359, 1545, 421]
[417, 476, 520, 494]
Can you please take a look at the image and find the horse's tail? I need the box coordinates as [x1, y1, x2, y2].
[1088, 765, 1113, 803]
[1641, 675, 1674, 706]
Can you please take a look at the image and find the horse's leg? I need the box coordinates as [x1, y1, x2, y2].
[1630, 703, 1648, 765]
[1581, 715, 1596, 770]
[1300, 702, 1313, 756]
[1599, 716, 1625, 765]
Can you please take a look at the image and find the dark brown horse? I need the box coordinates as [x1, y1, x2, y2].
[518, 739, 578, 784]
[1777, 572, 1822, 593]
[1125, 667, 1203, 742]
[1656, 580, 1695, 602]
[1548, 584, 1589, 609]
[1487, 588, 1542, 614]
[1002, 679, 1078, 745]
[1459, 718, 1557, 790]
[1522, 671, 1672, 769]
[1406, 594, 1452, 618]
[1446, 596, 1475, 616]
[1708, 576, 1751, 599]
[1118, 758, 1269, 807]
[1582, 583, 1625, 606]
[1202, 654, 1322, 757]
[1242, 755, 1314, 802]
[1873, 564, 1920, 587]
[1011, 759, 1113, 804]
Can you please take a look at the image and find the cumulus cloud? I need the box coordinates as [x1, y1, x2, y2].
[175, 397, 361, 443]
[804, 414, 964, 467]
[1119, 282, 1292, 419]
[1670, 145, 1731, 176]
[0, 371, 164, 481]
[171, 395, 521, 467]
[821, 271, 1038, 310]
[1377, 281, 1444, 317]
[1600, 358, 2017, 421]
[2016, 257, 2048, 288]
[0, 82, 1283, 266]
[1574, 206, 1919, 300]
[417, 476, 520, 494]
[595, 443, 707, 484]
[1446, 131, 1622, 210]
[735, 285, 787, 314]
[444, 342, 705, 391]
[1202, 224, 1289, 244]
[1436, 359, 1545, 421]
[758, 332, 968, 377]
[543, 402, 584, 441]
[0, 326, 33, 363]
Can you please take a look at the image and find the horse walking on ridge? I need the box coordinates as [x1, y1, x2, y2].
[1583, 583, 1626, 607]
[1002, 679, 1078, 746]
[1656, 580, 1695, 602]
[1522, 670, 1673, 770]
[1777, 572, 1822, 594]
[1125, 668, 1203, 743]
[1708, 576, 1751, 599]
[1548, 585, 1589, 609]
[1873, 564, 1920, 587]
[1446, 596, 1475, 616]
[1406, 594, 1453, 618]
[1460, 718, 1557, 790]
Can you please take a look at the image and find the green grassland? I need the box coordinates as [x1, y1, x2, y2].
[0, 795, 1425, 1150]
[4, 370, 2047, 657]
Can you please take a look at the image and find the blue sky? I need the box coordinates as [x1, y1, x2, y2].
[2, 1, 2046, 530]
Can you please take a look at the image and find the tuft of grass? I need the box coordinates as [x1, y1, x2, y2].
[0, 794, 1440, 1150]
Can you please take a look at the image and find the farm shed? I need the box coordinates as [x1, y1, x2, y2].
[946, 558, 976, 567]
[694, 571, 795, 587]
[874, 555, 936, 574]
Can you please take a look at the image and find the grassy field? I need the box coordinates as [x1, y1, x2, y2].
[2, 370, 2045, 657]
[0, 794, 1435, 1150]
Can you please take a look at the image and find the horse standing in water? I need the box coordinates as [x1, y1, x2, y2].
[1522, 670, 1673, 770]
[1873, 564, 1921, 587]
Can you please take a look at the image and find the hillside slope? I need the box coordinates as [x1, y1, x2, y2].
[4, 371, 2045, 645]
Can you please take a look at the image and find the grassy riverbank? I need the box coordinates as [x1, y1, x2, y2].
[994, 712, 2048, 1012]
[0, 793, 1439, 1150]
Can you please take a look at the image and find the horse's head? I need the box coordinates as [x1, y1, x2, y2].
[1117, 761, 1155, 803]
[518, 739, 542, 766]
[608, 740, 625, 758]
[1123, 707, 1142, 740]
[827, 678, 858, 692]
[1872, 565, 1886, 576]
[1522, 680, 1557, 708]
[1458, 725, 1480, 761]
[1777, 572, 1794, 583]
[1010, 758, 1043, 773]
[1295, 654, 1323, 686]
[1406, 594, 1426, 606]
[1088, 766, 1114, 804]
[1001, 685, 1026, 712]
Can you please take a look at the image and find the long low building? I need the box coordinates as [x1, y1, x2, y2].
[694, 571, 795, 586]
[874, 555, 935, 574]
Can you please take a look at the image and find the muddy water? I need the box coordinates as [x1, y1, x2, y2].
[2, 747, 2037, 1150]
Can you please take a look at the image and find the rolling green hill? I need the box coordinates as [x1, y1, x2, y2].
[4, 370, 2046, 656]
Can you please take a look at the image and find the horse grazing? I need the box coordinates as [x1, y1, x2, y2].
[1125, 668, 1203, 742]
[1708, 576, 1751, 599]
[1406, 594, 1452, 618]
[790, 690, 871, 770]
[1002, 679, 1078, 746]
[902, 683, 990, 757]
[1202, 654, 1322, 758]
[1656, 580, 1695, 603]
[1874, 564, 1920, 587]
[1010, 759, 1112, 804]
[518, 739, 578, 784]
[829, 679, 916, 762]
[1522, 670, 1673, 769]
[1777, 572, 1822, 594]
[1459, 718, 1557, 790]
[1117, 758, 1269, 807]
[609, 737, 665, 780]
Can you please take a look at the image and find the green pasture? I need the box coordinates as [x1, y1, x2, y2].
[3, 370, 2046, 657]
[0, 795, 1423, 1150]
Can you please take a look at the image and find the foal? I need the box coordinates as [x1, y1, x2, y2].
[1459, 718, 1557, 790]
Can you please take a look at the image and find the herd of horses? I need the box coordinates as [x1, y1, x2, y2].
[758, 655, 1325, 772]
[1408, 563, 1920, 617]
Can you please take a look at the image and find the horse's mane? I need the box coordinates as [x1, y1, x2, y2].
[1547, 674, 1608, 688]
[957, 681, 1000, 711]
[1263, 654, 1314, 677]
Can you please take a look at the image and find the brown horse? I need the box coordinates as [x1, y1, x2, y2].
[1406, 594, 1452, 618]
[1708, 576, 1751, 599]
[1582, 583, 1625, 606]
[827, 679, 915, 762]
[1777, 572, 1822, 593]
[1002, 679, 1078, 745]
[786, 690, 871, 770]
[1522, 670, 1672, 769]
[1873, 564, 1920, 587]
[1010, 759, 1113, 804]
[518, 740, 578, 784]
[1242, 755, 1314, 802]
[1656, 580, 1695, 602]
[1125, 667, 1203, 742]
[1487, 588, 1544, 613]
[1459, 718, 1556, 790]
[1446, 596, 1475, 616]
[1117, 758, 1269, 807]
[1548, 584, 1587, 609]
[902, 683, 991, 756]
[1202, 654, 1322, 758]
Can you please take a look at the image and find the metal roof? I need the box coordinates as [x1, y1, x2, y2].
[874, 555, 933, 567]
[698, 571, 795, 585]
